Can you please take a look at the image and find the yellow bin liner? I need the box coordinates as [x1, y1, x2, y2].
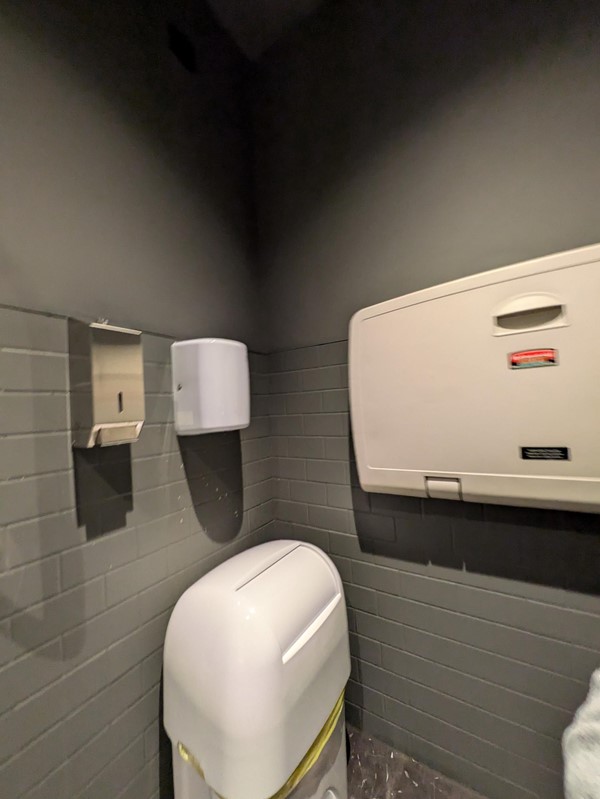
[178, 690, 345, 799]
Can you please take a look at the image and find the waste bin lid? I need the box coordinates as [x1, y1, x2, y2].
[163, 540, 350, 799]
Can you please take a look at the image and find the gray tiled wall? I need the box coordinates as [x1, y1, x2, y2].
[265, 340, 600, 799]
[4, 313, 600, 799]
[0, 306, 275, 799]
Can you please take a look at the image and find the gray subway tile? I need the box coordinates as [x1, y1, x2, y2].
[329, 553, 353, 582]
[352, 510, 396, 541]
[0, 649, 118, 763]
[136, 511, 188, 556]
[288, 436, 325, 459]
[306, 458, 349, 484]
[0, 350, 68, 392]
[166, 530, 219, 577]
[106, 615, 170, 682]
[131, 425, 178, 459]
[0, 433, 71, 480]
[270, 414, 304, 436]
[353, 560, 399, 594]
[65, 665, 144, 761]
[384, 696, 560, 798]
[275, 499, 309, 524]
[349, 632, 382, 665]
[308, 504, 349, 533]
[115, 758, 159, 799]
[378, 593, 584, 710]
[397, 570, 600, 652]
[346, 679, 385, 716]
[270, 346, 321, 372]
[144, 724, 159, 761]
[322, 389, 349, 412]
[251, 371, 270, 395]
[0, 308, 66, 353]
[409, 734, 541, 799]
[241, 415, 270, 440]
[128, 485, 182, 528]
[62, 598, 140, 668]
[250, 394, 270, 417]
[285, 391, 323, 414]
[318, 341, 348, 366]
[248, 499, 276, 531]
[270, 435, 289, 456]
[273, 478, 290, 499]
[303, 413, 348, 437]
[300, 366, 345, 391]
[0, 638, 65, 714]
[0, 471, 74, 525]
[241, 435, 273, 463]
[329, 531, 363, 559]
[248, 351, 269, 375]
[345, 584, 378, 614]
[290, 480, 327, 504]
[244, 478, 275, 510]
[142, 362, 171, 395]
[327, 484, 355, 510]
[324, 436, 351, 462]
[76, 728, 146, 799]
[269, 371, 302, 394]
[141, 334, 172, 364]
[242, 457, 273, 486]
[268, 394, 286, 415]
[61, 528, 138, 590]
[286, 523, 330, 550]
[0, 556, 60, 620]
[144, 395, 173, 425]
[354, 611, 404, 651]
[142, 649, 163, 691]
[274, 457, 307, 480]
[408, 677, 562, 772]
[11, 577, 105, 651]
[0, 392, 68, 434]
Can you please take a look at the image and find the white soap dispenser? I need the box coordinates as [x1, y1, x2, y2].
[171, 338, 250, 435]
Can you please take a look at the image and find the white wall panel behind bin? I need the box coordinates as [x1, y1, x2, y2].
[349, 244, 600, 512]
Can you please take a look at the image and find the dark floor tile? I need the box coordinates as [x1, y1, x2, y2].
[347, 725, 487, 799]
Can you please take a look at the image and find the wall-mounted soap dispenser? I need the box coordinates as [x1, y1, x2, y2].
[171, 338, 250, 435]
[69, 320, 145, 447]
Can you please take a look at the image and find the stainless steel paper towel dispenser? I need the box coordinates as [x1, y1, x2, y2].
[69, 320, 145, 448]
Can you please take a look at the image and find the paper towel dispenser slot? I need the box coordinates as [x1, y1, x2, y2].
[493, 294, 566, 336]
[69, 320, 145, 448]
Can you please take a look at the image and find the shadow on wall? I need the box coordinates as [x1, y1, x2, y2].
[349, 445, 600, 595]
[179, 432, 243, 543]
[73, 446, 134, 538]
[159, 675, 175, 799]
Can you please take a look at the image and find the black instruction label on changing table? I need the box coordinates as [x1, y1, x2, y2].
[520, 447, 570, 461]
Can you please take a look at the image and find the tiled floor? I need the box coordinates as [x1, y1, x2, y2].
[347, 727, 488, 799]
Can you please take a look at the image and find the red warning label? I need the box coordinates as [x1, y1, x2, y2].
[510, 349, 557, 369]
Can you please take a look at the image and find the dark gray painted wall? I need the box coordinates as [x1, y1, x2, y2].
[0, 0, 263, 349]
[255, 0, 600, 350]
[0, 5, 274, 795]
[265, 343, 600, 799]
[0, 306, 274, 799]
[253, 2, 600, 796]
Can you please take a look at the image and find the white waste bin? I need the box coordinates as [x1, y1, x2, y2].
[163, 540, 351, 799]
